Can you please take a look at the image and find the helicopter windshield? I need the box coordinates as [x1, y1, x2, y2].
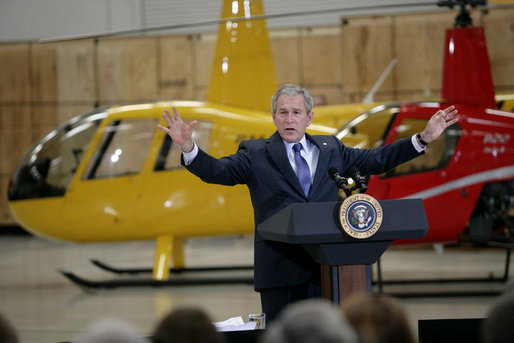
[8, 109, 107, 200]
[82, 118, 158, 179]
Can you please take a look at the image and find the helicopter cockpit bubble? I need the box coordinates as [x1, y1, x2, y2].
[8, 109, 108, 201]
[336, 103, 399, 149]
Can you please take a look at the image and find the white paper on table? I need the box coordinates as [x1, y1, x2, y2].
[213, 316, 257, 331]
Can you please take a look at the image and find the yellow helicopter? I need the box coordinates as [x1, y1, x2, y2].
[7, 0, 375, 286]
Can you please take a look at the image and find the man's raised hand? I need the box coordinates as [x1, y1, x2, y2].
[157, 107, 197, 153]
[420, 105, 459, 144]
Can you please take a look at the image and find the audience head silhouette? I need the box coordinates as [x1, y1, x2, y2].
[152, 307, 226, 343]
[72, 317, 146, 343]
[342, 292, 415, 343]
[482, 286, 514, 343]
[0, 311, 19, 343]
[259, 299, 357, 343]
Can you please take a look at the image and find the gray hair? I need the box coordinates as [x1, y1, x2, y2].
[260, 300, 357, 343]
[271, 84, 314, 114]
[73, 318, 147, 343]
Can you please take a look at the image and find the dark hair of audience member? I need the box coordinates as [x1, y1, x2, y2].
[259, 299, 357, 343]
[0, 311, 19, 343]
[152, 307, 226, 343]
[342, 292, 415, 343]
[482, 286, 514, 343]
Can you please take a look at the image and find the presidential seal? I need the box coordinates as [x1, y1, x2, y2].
[339, 193, 383, 239]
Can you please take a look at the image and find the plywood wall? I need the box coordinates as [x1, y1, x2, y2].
[482, 8, 514, 93]
[340, 16, 395, 103]
[0, 8, 513, 226]
[159, 35, 195, 100]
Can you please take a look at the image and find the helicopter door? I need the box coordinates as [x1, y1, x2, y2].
[61, 118, 157, 241]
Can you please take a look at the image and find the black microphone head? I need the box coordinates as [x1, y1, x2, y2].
[328, 167, 339, 178]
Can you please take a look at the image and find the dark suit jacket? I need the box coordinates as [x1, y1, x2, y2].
[183, 131, 421, 291]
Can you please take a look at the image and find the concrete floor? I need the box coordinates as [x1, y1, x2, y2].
[0, 234, 511, 343]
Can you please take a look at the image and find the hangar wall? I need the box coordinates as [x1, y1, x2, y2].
[0, 7, 513, 225]
[0, 0, 438, 42]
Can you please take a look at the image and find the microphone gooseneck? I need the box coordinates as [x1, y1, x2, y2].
[328, 167, 352, 198]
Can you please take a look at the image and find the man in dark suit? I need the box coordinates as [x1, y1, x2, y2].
[157, 84, 458, 321]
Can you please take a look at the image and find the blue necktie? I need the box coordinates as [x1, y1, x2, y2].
[293, 143, 311, 196]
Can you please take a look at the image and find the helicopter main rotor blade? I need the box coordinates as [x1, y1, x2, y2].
[40, 2, 438, 43]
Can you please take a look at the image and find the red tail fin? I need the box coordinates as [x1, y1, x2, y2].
[441, 26, 496, 108]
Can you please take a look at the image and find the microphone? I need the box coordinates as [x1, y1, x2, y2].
[345, 167, 368, 193]
[328, 167, 352, 198]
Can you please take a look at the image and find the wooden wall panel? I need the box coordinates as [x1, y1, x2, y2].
[0, 44, 31, 102]
[270, 29, 300, 86]
[309, 86, 342, 107]
[482, 7, 514, 93]
[301, 27, 341, 85]
[31, 41, 95, 104]
[56, 40, 96, 102]
[393, 12, 456, 98]
[32, 104, 96, 140]
[0, 46, 32, 226]
[192, 33, 216, 99]
[97, 37, 159, 104]
[340, 16, 394, 101]
[0, 106, 32, 175]
[159, 35, 194, 100]
[1, 174, 15, 224]
[31, 43, 58, 102]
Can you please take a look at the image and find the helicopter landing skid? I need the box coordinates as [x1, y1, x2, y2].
[90, 259, 254, 275]
[60, 270, 254, 289]
[59, 260, 254, 288]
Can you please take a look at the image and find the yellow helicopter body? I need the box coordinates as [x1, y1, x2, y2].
[10, 102, 336, 240]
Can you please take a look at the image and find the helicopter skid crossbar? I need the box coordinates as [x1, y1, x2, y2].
[373, 248, 510, 285]
[378, 289, 503, 298]
[60, 270, 254, 289]
[373, 240, 512, 298]
[90, 259, 254, 275]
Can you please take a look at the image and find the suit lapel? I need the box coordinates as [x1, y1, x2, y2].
[265, 132, 305, 196]
[308, 134, 331, 197]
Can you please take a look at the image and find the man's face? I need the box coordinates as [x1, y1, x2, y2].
[272, 94, 313, 143]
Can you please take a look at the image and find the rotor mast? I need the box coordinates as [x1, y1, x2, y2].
[438, 0, 496, 108]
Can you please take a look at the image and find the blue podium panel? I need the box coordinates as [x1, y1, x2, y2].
[258, 200, 428, 245]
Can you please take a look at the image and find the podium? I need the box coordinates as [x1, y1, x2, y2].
[257, 199, 429, 305]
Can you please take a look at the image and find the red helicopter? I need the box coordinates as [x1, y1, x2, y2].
[337, 0, 514, 248]
[330, 0, 514, 295]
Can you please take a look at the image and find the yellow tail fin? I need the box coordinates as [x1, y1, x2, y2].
[207, 0, 277, 112]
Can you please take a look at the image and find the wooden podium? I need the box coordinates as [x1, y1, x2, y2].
[257, 199, 429, 305]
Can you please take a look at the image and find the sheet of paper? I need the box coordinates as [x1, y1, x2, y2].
[214, 316, 257, 331]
